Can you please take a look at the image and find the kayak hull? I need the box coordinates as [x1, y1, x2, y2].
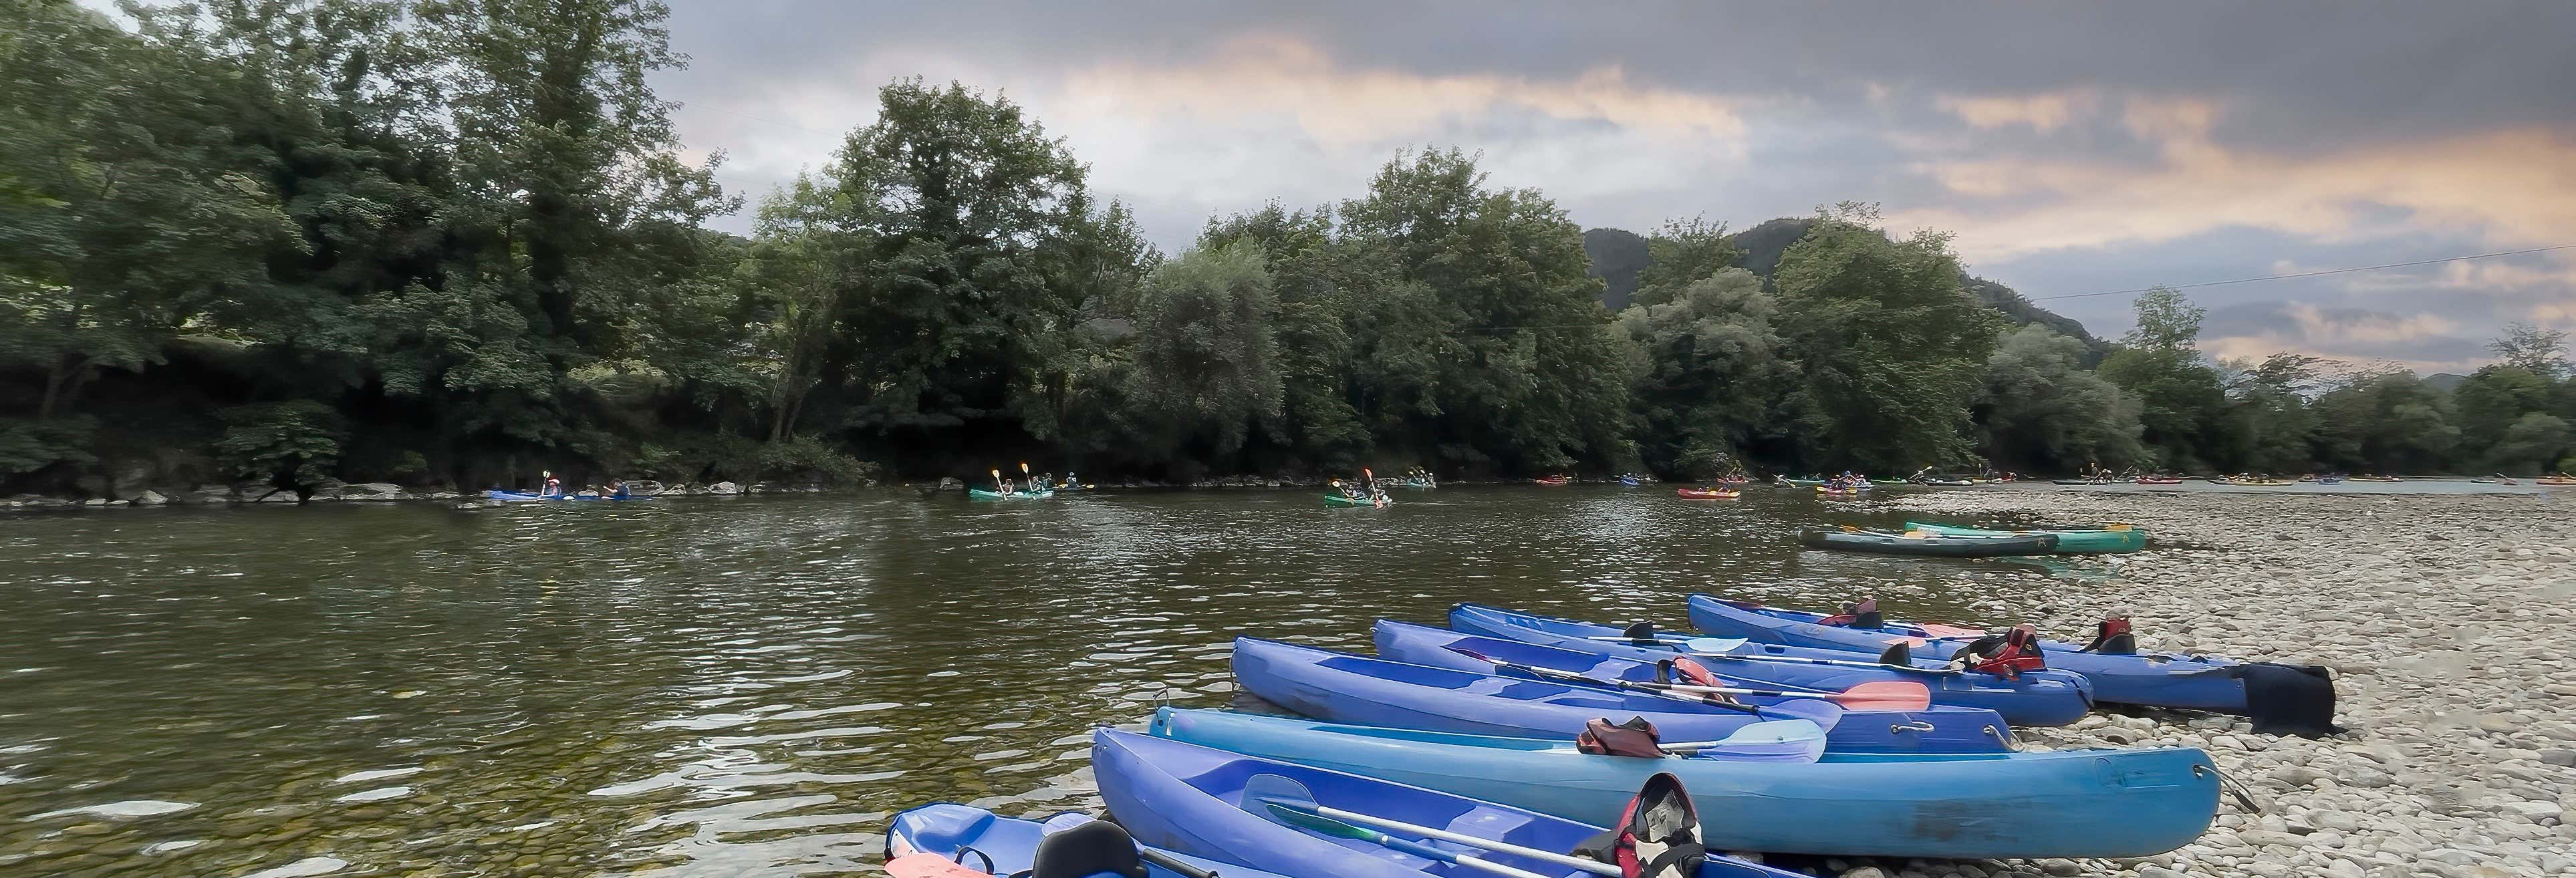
[1372, 620, 2016, 754]
[887, 803, 1283, 878]
[1687, 595, 2248, 712]
[1323, 493, 1388, 507]
[484, 490, 641, 502]
[1447, 603, 2092, 726]
[1904, 521, 2147, 554]
[1094, 729, 1801, 878]
[1799, 527, 2057, 557]
[1231, 637, 1820, 747]
[1150, 708, 2219, 860]
[967, 488, 1056, 500]
[1676, 488, 1739, 499]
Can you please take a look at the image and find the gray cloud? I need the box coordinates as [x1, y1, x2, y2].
[655, 1, 2576, 370]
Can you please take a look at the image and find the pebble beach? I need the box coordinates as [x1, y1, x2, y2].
[1849, 489, 2576, 878]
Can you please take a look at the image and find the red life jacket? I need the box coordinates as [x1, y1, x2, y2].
[1664, 656, 1723, 689]
[1966, 625, 2045, 679]
[1576, 716, 1668, 758]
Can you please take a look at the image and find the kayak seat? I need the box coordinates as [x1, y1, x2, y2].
[1029, 819, 1147, 878]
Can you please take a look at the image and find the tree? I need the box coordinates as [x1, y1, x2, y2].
[2225, 353, 2325, 474]
[2488, 321, 2571, 379]
[1630, 216, 1741, 308]
[2452, 365, 2554, 459]
[2097, 288, 2228, 470]
[1977, 325, 2144, 472]
[1198, 203, 1370, 468]
[216, 400, 347, 500]
[1773, 203, 2005, 471]
[1617, 268, 1791, 478]
[2489, 412, 2572, 476]
[1339, 148, 1631, 472]
[1121, 243, 1285, 469]
[2309, 368, 2457, 474]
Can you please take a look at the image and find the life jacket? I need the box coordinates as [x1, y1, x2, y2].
[1952, 625, 2045, 679]
[1609, 772, 1706, 878]
[1816, 597, 1882, 629]
[1575, 716, 1668, 758]
[2080, 617, 2137, 653]
[1659, 656, 1723, 689]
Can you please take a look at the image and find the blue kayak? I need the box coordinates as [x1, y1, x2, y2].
[1687, 594, 2247, 711]
[1150, 708, 2219, 860]
[1231, 637, 1852, 748]
[1371, 620, 2017, 754]
[1094, 728, 1803, 878]
[888, 802, 1289, 878]
[1449, 603, 2092, 726]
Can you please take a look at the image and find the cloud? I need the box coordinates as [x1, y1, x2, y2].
[2200, 301, 2493, 373]
[1936, 90, 2095, 132]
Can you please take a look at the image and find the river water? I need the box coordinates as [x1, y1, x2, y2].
[0, 484, 2197, 877]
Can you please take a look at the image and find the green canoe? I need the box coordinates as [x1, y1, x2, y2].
[1323, 492, 1389, 508]
[1904, 521, 2147, 554]
[968, 488, 1056, 500]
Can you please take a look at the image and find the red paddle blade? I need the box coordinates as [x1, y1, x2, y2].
[1834, 681, 1932, 710]
[888, 853, 993, 877]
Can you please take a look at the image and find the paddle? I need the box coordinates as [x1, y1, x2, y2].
[1678, 639, 1967, 676]
[1583, 635, 1750, 653]
[1020, 462, 1033, 492]
[991, 468, 1005, 495]
[1444, 647, 1843, 725]
[1243, 774, 1610, 877]
[1658, 679, 1930, 710]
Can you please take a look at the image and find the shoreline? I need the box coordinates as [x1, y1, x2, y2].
[3, 476, 2553, 513]
[1845, 490, 2575, 878]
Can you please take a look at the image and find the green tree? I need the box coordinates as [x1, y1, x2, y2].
[1773, 203, 2005, 471]
[1121, 243, 1284, 469]
[1976, 325, 2143, 472]
[216, 400, 347, 500]
[1198, 204, 1371, 468]
[1616, 268, 1790, 478]
[2453, 365, 2554, 460]
[2310, 368, 2457, 474]
[1630, 216, 1742, 307]
[2096, 287, 2229, 471]
[1339, 148, 1630, 472]
[2488, 321, 2571, 379]
[2489, 412, 2571, 476]
[2225, 353, 2324, 474]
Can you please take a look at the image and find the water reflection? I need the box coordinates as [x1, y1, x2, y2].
[0, 485, 2105, 877]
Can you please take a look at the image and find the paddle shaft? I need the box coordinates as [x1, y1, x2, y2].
[1690, 651, 1963, 675]
[1304, 804, 1618, 877]
[1470, 653, 1765, 714]
[1136, 849, 1218, 878]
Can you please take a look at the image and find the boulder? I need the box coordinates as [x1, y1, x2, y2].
[132, 490, 168, 506]
[707, 480, 741, 495]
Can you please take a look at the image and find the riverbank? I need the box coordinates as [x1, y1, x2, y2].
[1849, 490, 2576, 878]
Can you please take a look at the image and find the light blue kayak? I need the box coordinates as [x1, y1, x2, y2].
[1448, 603, 2093, 726]
[1149, 708, 2220, 859]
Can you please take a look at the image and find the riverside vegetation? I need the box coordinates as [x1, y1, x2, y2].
[7, 0, 2576, 505]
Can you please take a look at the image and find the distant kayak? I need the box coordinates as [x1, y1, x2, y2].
[1903, 521, 2146, 554]
[1799, 527, 2057, 557]
[1323, 492, 1390, 508]
[483, 490, 645, 502]
[1533, 475, 1571, 486]
[1676, 487, 1740, 499]
[967, 488, 1055, 500]
[2135, 476, 2182, 484]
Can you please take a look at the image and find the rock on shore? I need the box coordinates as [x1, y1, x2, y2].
[1861, 490, 2576, 878]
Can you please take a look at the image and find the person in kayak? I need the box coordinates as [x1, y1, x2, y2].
[542, 471, 561, 497]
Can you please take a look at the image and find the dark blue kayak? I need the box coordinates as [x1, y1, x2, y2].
[1687, 594, 2247, 711]
[887, 802, 1287, 878]
[1448, 603, 2093, 726]
[1371, 620, 2017, 754]
[1150, 708, 2220, 860]
[1232, 637, 1842, 746]
[1094, 728, 1806, 878]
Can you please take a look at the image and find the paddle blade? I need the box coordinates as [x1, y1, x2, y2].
[1613, 772, 1705, 878]
[1242, 772, 1323, 820]
[1021, 462, 1031, 474]
[887, 854, 992, 878]
[1679, 637, 1747, 654]
[1620, 621, 1658, 640]
[1750, 697, 1843, 729]
[1834, 681, 1933, 711]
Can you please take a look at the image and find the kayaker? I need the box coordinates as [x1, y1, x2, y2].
[606, 478, 628, 499]
[543, 471, 561, 497]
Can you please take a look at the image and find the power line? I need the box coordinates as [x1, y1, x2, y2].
[2026, 244, 2576, 303]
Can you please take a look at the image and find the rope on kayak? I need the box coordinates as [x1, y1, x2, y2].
[2200, 763, 2264, 813]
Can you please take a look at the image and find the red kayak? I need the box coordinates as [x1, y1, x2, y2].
[1534, 476, 1571, 486]
[1677, 487, 1741, 499]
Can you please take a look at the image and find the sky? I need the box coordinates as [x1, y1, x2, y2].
[652, 1, 2576, 374]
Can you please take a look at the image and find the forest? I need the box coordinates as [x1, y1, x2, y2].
[5, 0, 2573, 498]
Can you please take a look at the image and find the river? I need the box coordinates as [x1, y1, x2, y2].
[0, 482, 2442, 877]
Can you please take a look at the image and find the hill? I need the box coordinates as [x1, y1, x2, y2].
[1584, 216, 2111, 363]
[1583, 228, 1650, 311]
